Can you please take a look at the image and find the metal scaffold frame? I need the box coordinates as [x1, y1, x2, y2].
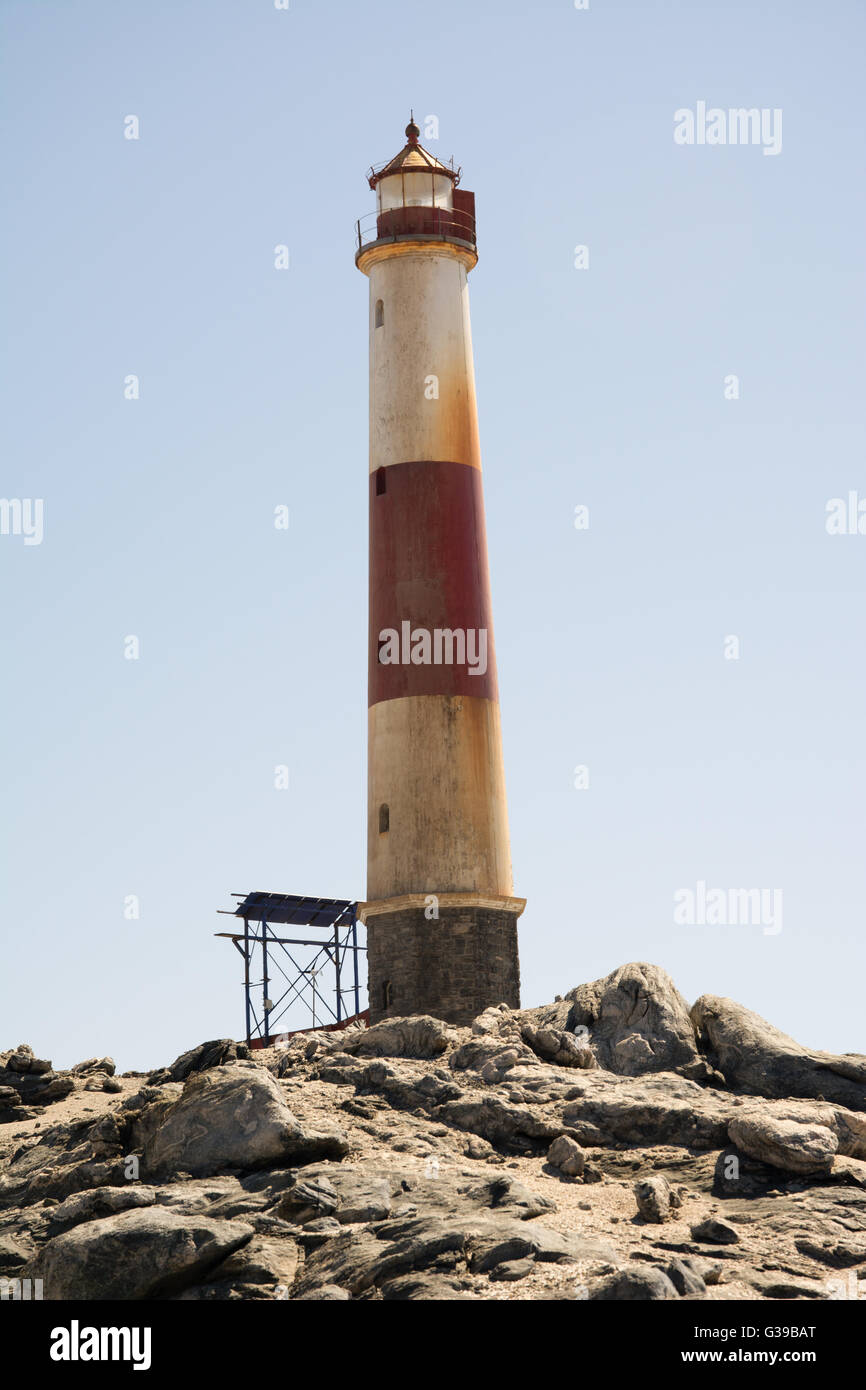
[216, 891, 366, 1047]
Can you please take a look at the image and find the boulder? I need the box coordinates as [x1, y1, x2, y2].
[547, 1135, 585, 1178]
[591, 1266, 680, 1300]
[142, 1062, 348, 1177]
[690, 1217, 740, 1245]
[48, 1186, 158, 1231]
[489, 1257, 534, 1282]
[275, 1177, 339, 1224]
[691, 995, 866, 1110]
[560, 1072, 730, 1150]
[666, 1257, 708, 1296]
[334, 1016, 456, 1060]
[205, 1233, 299, 1289]
[633, 1175, 680, 1223]
[728, 1115, 838, 1175]
[27, 1208, 254, 1299]
[5, 1048, 52, 1076]
[565, 963, 712, 1080]
[70, 1057, 115, 1078]
[380, 1273, 472, 1300]
[148, 1039, 250, 1086]
[521, 1024, 597, 1070]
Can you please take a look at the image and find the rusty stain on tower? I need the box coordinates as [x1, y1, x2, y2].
[355, 118, 525, 1025]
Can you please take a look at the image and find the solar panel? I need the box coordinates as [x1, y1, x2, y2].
[231, 891, 355, 928]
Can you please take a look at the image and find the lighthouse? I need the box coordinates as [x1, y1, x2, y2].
[356, 118, 525, 1025]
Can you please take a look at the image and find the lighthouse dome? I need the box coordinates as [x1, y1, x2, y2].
[369, 116, 458, 213]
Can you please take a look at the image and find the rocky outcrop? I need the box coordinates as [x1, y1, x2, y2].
[141, 1062, 348, 1177]
[147, 1038, 250, 1085]
[565, 963, 719, 1082]
[327, 1015, 457, 1060]
[729, 1115, 838, 1174]
[26, 1208, 255, 1300]
[0, 1045, 76, 1115]
[1, 962, 864, 1301]
[691, 995, 866, 1110]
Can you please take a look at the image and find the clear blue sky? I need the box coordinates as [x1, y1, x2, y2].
[2, 0, 863, 1071]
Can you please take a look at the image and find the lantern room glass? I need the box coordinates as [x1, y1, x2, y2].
[377, 171, 453, 214]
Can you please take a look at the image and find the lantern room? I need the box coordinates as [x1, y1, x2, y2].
[356, 116, 477, 257]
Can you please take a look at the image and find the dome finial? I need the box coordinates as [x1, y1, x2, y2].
[405, 111, 420, 144]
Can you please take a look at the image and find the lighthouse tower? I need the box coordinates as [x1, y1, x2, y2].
[355, 118, 524, 1025]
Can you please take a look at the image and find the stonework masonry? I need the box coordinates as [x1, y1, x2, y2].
[366, 905, 520, 1025]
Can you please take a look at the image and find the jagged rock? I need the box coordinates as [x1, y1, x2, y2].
[0, 1069, 75, 1108]
[26, 1208, 254, 1299]
[0, 1112, 129, 1208]
[380, 1273, 473, 1300]
[4, 1048, 52, 1076]
[48, 1186, 158, 1231]
[690, 1217, 740, 1245]
[565, 963, 713, 1080]
[331, 1175, 391, 1224]
[728, 1115, 838, 1174]
[547, 1135, 585, 1178]
[142, 1062, 348, 1178]
[295, 1208, 613, 1296]
[715, 1188, 866, 1269]
[449, 1036, 534, 1073]
[276, 1177, 339, 1224]
[516, 999, 573, 1033]
[691, 995, 866, 1110]
[205, 1233, 299, 1289]
[1, 964, 863, 1304]
[154, 1176, 252, 1217]
[560, 1072, 730, 1150]
[521, 1024, 597, 1070]
[70, 1057, 115, 1078]
[489, 1257, 534, 1281]
[795, 1236, 866, 1268]
[666, 1257, 708, 1295]
[471, 1005, 520, 1038]
[591, 1266, 680, 1300]
[147, 1039, 250, 1086]
[634, 1175, 680, 1223]
[437, 1094, 564, 1148]
[333, 1016, 456, 1060]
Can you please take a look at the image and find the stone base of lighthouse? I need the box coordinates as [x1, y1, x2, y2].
[361, 894, 525, 1026]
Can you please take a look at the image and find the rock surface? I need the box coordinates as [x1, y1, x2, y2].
[1, 961, 864, 1301]
[142, 1062, 348, 1177]
[691, 995, 866, 1110]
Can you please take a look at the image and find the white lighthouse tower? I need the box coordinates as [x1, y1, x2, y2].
[355, 118, 524, 1025]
